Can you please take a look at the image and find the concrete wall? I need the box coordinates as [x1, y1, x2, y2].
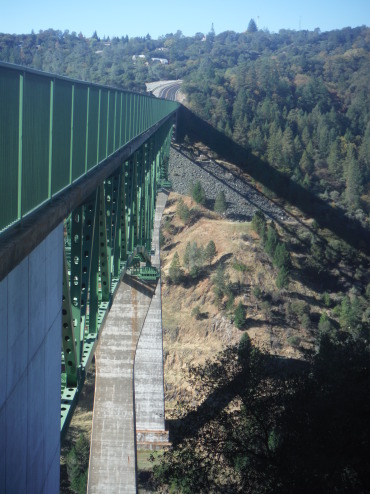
[0, 224, 63, 494]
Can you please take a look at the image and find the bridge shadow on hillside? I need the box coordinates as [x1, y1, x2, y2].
[167, 350, 308, 445]
[176, 106, 370, 257]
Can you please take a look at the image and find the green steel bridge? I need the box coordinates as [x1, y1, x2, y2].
[0, 62, 178, 493]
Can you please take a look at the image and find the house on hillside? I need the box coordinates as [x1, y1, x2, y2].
[151, 57, 169, 65]
[132, 54, 146, 61]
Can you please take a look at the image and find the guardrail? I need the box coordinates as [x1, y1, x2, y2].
[0, 62, 178, 234]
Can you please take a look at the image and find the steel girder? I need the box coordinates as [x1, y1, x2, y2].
[61, 121, 173, 438]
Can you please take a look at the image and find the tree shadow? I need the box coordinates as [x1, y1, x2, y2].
[167, 350, 308, 445]
[162, 241, 181, 252]
[245, 318, 270, 329]
[176, 106, 370, 257]
[288, 291, 327, 307]
[211, 252, 234, 269]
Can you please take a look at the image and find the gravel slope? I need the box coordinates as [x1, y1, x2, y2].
[169, 145, 288, 222]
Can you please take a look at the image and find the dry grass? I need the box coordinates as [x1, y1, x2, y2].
[161, 192, 321, 412]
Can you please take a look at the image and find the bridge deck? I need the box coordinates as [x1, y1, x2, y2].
[135, 192, 169, 444]
[87, 276, 154, 493]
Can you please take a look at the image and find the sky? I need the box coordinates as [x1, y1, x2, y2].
[0, 0, 369, 39]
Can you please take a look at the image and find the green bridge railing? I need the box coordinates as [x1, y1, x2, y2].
[0, 62, 178, 438]
[0, 62, 178, 234]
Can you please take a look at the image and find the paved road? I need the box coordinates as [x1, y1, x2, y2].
[157, 81, 182, 101]
[146, 80, 182, 101]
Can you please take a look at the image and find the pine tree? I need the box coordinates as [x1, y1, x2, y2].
[205, 240, 217, 265]
[247, 19, 258, 33]
[214, 190, 227, 214]
[345, 146, 362, 210]
[273, 243, 291, 270]
[168, 252, 183, 284]
[264, 224, 279, 257]
[267, 123, 283, 167]
[276, 266, 290, 289]
[282, 126, 295, 169]
[176, 198, 190, 223]
[359, 122, 370, 177]
[183, 241, 191, 270]
[232, 88, 248, 124]
[234, 301, 246, 328]
[299, 150, 314, 175]
[233, 117, 248, 147]
[191, 181, 206, 205]
[327, 139, 342, 175]
[251, 211, 267, 238]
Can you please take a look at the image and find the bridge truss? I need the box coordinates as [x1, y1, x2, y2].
[61, 124, 173, 435]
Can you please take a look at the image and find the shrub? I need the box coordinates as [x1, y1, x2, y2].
[253, 286, 263, 299]
[290, 300, 309, 320]
[287, 335, 301, 348]
[318, 313, 332, 334]
[301, 313, 311, 330]
[191, 305, 202, 320]
[232, 260, 248, 272]
[66, 434, 90, 494]
[366, 283, 370, 299]
[159, 228, 165, 247]
[321, 292, 331, 307]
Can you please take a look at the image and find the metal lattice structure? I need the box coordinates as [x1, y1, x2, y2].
[61, 126, 173, 435]
[0, 62, 177, 437]
[0, 62, 177, 234]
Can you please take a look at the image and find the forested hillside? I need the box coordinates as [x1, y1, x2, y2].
[1, 25, 369, 220]
[181, 26, 370, 225]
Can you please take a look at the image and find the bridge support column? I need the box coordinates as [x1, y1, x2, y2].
[0, 224, 63, 494]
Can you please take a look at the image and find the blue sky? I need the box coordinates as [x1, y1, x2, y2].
[0, 0, 368, 39]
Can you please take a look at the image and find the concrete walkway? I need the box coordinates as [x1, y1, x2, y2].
[87, 277, 154, 494]
[87, 191, 168, 493]
[135, 192, 170, 447]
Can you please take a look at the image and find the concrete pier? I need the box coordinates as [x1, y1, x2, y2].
[0, 224, 63, 494]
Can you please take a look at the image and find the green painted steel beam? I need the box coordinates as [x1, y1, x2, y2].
[57, 112, 175, 437]
[70, 206, 83, 365]
[99, 183, 111, 302]
[62, 250, 78, 387]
